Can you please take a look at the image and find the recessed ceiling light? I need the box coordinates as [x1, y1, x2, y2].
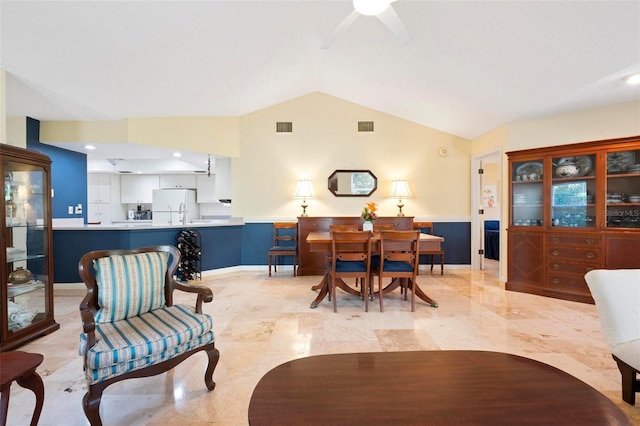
[623, 73, 640, 85]
[353, 0, 390, 16]
[84, 145, 96, 150]
[173, 152, 182, 158]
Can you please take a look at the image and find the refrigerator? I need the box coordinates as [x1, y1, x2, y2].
[152, 189, 198, 225]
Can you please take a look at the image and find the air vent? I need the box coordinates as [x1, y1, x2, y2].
[358, 121, 374, 132]
[194, 170, 207, 174]
[276, 122, 293, 133]
[118, 171, 132, 174]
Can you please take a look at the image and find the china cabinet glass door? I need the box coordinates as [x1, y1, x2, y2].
[605, 149, 640, 228]
[511, 159, 544, 227]
[550, 154, 596, 228]
[4, 160, 51, 335]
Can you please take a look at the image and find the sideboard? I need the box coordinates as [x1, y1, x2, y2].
[297, 216, 413, 276]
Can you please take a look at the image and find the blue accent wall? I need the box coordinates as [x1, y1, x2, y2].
[26, 117, 88, 221]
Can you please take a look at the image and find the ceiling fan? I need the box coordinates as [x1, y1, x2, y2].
[322, 0, 412, 49]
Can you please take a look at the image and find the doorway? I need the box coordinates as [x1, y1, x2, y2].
[471, 148, 502, 278]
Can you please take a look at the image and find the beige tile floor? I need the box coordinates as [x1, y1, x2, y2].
[5, 263, 640, 425]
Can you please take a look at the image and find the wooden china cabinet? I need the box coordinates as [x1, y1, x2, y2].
[1, 144, 59, 351]
[506, 135, 640, 303]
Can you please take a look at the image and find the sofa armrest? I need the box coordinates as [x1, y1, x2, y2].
[173, 280, 213, 313]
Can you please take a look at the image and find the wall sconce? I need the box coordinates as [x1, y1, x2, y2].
[294, 180, 315, 217]
[389, 180, 412, 216]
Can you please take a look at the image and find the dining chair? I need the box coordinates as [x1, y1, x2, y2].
[585, 269, 640, 405]
[371, 230, 420, 312]
[268, 222, 298, 277]
[413, 221, 444, 275]
[327, 231, 373, 312]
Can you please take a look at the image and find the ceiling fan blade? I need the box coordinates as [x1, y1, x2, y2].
[321, 10, 360, 49]
[376, 4, 412, 44]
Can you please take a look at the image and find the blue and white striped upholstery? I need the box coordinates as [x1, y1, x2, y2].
[94, 252, 168, 323]
[79, 304, 214, 384]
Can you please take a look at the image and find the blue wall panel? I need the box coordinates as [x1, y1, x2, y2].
[241, 223, 274, 265]
[26, 117, 88, 221]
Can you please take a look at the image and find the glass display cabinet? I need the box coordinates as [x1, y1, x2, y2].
[1, 144, 59, 351]
[507, 136, 640, 304]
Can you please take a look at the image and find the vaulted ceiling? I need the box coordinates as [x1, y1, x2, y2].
[2, 0, 639, 142]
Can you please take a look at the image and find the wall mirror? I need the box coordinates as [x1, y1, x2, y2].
[328, 170, 377, 197]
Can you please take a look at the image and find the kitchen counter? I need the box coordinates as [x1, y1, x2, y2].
[54, 217, 244, 230]
[52, 218, 245, 282]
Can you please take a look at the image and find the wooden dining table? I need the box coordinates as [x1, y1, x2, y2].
[248, 350, 631, 425]
[306, 231, 443, 309]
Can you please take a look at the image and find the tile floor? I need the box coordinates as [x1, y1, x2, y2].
[5, 264, 639, 425]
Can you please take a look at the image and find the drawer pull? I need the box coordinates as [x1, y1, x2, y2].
[586, 239, 594, 245]
[552, 278, 560, 284]
[552, 237, 560, 244]
[585, 252, 594, 259]
[552, 250, 560, 256]
[552, 264, 559, 270]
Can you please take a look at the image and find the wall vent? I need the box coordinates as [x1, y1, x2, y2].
[118, 171, 132, 174]
[358, 121, 374, 132]
[276, 122, 293, 133]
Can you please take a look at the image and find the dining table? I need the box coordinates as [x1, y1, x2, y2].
[248, 350, 631, 425]
[306, 231, 443, 309]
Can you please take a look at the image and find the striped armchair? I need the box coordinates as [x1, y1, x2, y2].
[78, 245, 219, 426]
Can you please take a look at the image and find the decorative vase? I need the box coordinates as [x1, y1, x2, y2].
[9, 267, 33, 284]
[362, 221, 373, 231]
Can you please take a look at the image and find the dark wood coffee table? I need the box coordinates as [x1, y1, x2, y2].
[248, 350, 630, 425]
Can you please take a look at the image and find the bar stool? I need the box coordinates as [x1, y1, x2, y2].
[0, 351, 44, 426]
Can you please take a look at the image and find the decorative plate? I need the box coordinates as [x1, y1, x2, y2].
[574, 156, 593, 177]
[607, 152, 636, 173]
[515, 162, 543, 177]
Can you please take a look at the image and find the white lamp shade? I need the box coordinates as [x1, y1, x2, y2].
[294, 180, 315, 198]
[353, 0, 391, 16]
[389, 180, 412, 198]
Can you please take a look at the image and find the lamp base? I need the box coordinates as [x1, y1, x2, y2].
[397, 200, 405, 217]
[300, 200, 308, 217]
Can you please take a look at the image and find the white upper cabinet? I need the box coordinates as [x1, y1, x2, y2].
[87, 173, 111, 203]
[196, 174, 217, 203]
[215, 158, 232, 200]
[120, 175, 160, 204]
[160, 174, 197, 189]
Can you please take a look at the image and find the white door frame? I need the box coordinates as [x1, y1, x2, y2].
[471, 147, 503, 272]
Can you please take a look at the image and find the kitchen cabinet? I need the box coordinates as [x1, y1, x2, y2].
[87, 203, 111, 224]
[120, 174, 160, 204]
[87, 173, 111, 203]
[215, 158, 232, 200]
[160, 174, 197, 189]
[507, 135, 640, 304]
[1, 144, 59, 351]
[196, 174, 217, 203]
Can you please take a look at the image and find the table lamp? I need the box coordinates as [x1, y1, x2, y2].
[294, 180, 315, 217]
[389, 180, 412, 216]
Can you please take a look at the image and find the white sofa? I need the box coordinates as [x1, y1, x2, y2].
[585, 269, 640, 405]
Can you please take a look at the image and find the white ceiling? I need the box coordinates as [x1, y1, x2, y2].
[2, 0, 639, 167]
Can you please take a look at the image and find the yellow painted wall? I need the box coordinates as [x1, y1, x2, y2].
[0, 69, 5, 145]
[41, 119, 128, 143]
[235, 92, 471, 220]
[6, 116, 27, 147]
[127, 117, 240, 157]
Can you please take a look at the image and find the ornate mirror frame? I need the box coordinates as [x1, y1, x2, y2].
[328, 170, 377, 197]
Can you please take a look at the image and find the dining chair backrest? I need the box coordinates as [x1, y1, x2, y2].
[412, 221, 434, 234]
[374, 230, 421, 312]
[328, 231, 373, 312]
[273, 222, 297, 247]
[378, 230, 420, 273]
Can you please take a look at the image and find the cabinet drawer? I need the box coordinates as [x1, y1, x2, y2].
[547, 261, 599, 275]
[547, 234, 601, 247]
[547, 247, 602, 262]
[546, 274, 590, 294]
